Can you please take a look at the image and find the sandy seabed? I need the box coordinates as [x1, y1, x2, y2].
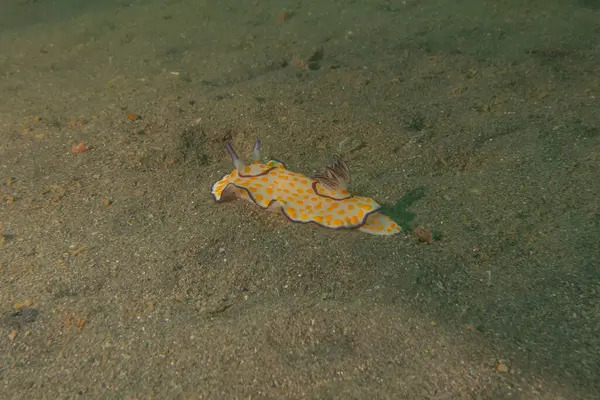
[1, 0, 599, 398]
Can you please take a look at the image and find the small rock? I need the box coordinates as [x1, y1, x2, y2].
[496, 360, 509, 373]
[414, 226, 433, 244]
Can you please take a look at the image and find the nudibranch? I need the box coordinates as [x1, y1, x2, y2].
[211, 139, 401, 235]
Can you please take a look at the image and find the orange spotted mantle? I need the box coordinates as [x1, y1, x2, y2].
[211, 139, 401, 235]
